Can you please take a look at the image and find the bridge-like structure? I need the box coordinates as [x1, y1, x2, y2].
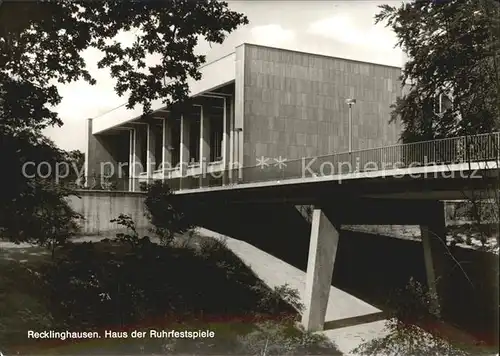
[137, 132, 499, 195]
[84, 133, 499, 332]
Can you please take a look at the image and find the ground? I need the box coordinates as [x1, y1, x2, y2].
[0, 233, 340, 355]
[0, 227, 498, 355]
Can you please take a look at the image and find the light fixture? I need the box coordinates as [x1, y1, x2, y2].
[345, 98, 356, 153]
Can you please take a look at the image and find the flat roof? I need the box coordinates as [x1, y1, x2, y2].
[92, 52, 236, 134]
[239, 42, 403, 70]
[92, 43, 402, 134]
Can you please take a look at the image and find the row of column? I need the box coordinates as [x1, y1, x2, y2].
[128, 97, 240, 190]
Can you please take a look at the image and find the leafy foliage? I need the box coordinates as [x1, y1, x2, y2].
[0, 0, 248, 131]
[252, 283, 304, 314]
[110, 213, 153, 249]
[0, 227, 342, 354]
[144, 180, 194, 245]
[0, 0, 247, 247]
[352, 278, 469, 356]
[376, 0, 500, 142]
[0, 131, 82, 249]
[236, 320, 339, 356]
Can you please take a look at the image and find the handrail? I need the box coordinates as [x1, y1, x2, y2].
[244, 131, 500, 170]
[80, 132, 500, 192]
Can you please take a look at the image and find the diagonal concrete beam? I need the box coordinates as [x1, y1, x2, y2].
[302, 208, 339, 331]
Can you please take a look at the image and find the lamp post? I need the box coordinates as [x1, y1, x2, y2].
[345, 98, 356, 153]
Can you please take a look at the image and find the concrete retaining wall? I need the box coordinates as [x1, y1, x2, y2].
[67, 190, 150, 236]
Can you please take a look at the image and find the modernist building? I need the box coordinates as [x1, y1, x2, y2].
[85, 43, 402, 191]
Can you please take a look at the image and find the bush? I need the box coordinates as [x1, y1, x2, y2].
[236, 320, 339, 355]
[252, 283, 304, 315]
[0, 179, 82, 256]
[143, 180, 194, 245]
[352, 278, 469, 356]
[42, 229, 300, 332]
[0, 131, 83, 252]
[2, 217, 344, 355]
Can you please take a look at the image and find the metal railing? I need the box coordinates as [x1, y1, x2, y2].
[73, 132, 499, 193]
[161, 132, 499, 192]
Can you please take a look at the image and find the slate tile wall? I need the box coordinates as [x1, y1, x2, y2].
[240, 44, 402, 166]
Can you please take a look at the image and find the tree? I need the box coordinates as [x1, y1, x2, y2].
[0, 131, 82, 248]
[377, 0, 500, 251]
[0, 0, 248, 244]
[0, 0, 248, 131]
[376, 0, 500, 142]
[144, 181, 194, 245]
[62, 150, 85, 187]
[375, 3, 499, 347]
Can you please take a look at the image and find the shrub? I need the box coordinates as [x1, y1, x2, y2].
[236, 320, 339, 355]
[0, 179, 82, 258]
[352, 278, 469, 356]
[143, 180, 194, 245]
[252, 283, 304, 315]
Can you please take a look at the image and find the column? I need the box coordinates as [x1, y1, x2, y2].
[229, 96, 235, 169]
[234, 45, 245, 180]
[302, 209, 340, 332]
[235, 128, 243, 182]
[162, 118, 172, 176]
[180, 114, 190, 177]
[228, 96, 235, 183]
[222, 97, 229, 168]
[84, 118, 92, 187]
[420, 201, 448, 315]
[128, 129, 135, 191]
[146, 123, 156, 181]
[222, 97, 230, 185]
[200, 105, 210, 184]
[133, 127, 145, 191]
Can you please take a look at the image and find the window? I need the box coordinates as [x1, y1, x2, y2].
[154, 123, 163, 170]
[188, 106, 201, 165]
[171, 118, 180, 167]
[138, 127, 147, 173]
[209, 106, 224, 162]
[433, 93, 453, 115]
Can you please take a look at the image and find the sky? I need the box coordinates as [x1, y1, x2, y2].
[43, 0, 405, 152]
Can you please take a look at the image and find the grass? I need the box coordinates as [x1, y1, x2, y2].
[0, 233, 341, 355]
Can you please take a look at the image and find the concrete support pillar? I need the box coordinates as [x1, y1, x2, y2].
[420, 201, 448, 314]
[135, 127, 145, 174]
[131, 128, 145, 191]
[162, 118, 172, 174]
[200, 105, 210, 175]
[228, 96, 235, 169]
[146, 123, 156, 180]
[302, 209, 340, 332]
[84, 118, 92, 187]
[132, 127, 145, 191]
[222, 97, 230, 185]
[222, 97, 229, 169]
[228, 96, 235, 183]
[234, 128, 243, 182]
[180, 114, 190, 177]
[234, 44, 245, 169]
[128, 129, 135, 191]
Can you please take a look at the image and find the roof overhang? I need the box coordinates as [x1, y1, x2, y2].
[92, 52, 236, 134]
